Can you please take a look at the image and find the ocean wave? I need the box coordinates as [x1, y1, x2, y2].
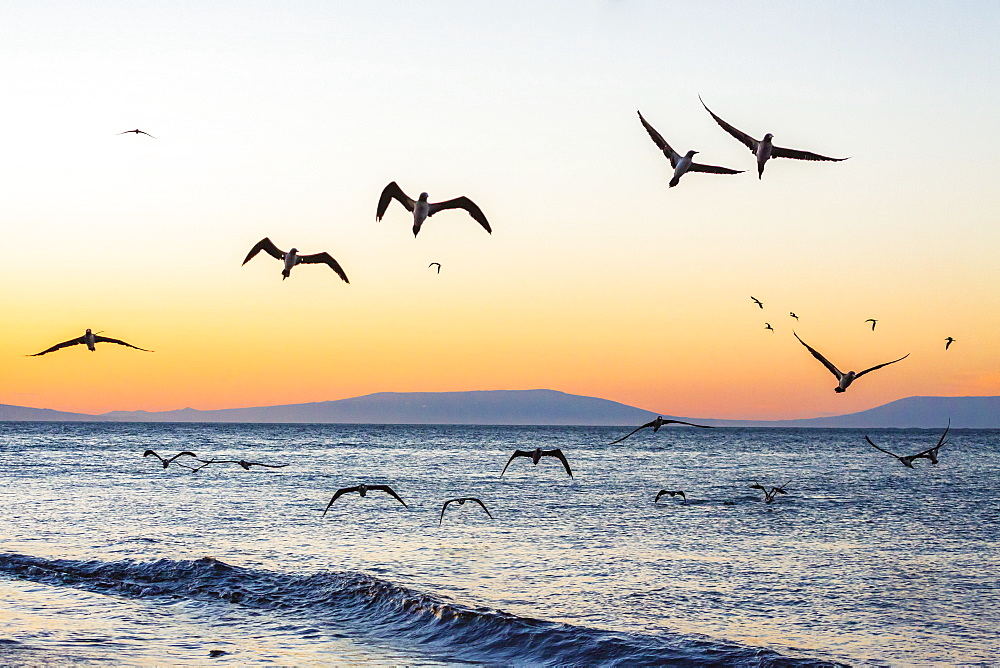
[0, 552, 840, 667]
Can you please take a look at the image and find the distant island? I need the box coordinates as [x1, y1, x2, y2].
[1, 390, 998, 428]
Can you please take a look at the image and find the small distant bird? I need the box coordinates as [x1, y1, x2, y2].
[195, 459, 288, 471]
[765, 323, 774, 333]
[242, 237, 349, 282]
[439, 497, 493, 525]
[944, 337, 955, 350]
[610, 416, 714, 444]
[118, 129, 155, 138]
[654, 490, 686, 504]
[29, 329, 152, 356]
[500, 448, 573, 477]
[636, 110, 742, 187]
[376, 182, 491, 237]
[699, 96, 847, 178]
[865, 319, 878, 331]
[793, 331, 909, 393]
[750, 481, 791, 504]
[322, 484, 408, 516]
[143, 450, 197, 469]
[751, 296, 764, 309]
[429, 262, 441, 273]
[865, 421, 950, 468]
[789, 312, 799, 320]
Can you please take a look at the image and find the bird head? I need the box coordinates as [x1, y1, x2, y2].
[289, 248, 298, 254]
[763, 133, 774, 141]
[358, 484, 368, 496]
[85, 328, 92, 334]
[685, 150, 699, 157]
[419, 192, 429, 201]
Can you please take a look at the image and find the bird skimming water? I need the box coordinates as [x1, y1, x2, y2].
[500, 448, 573, 477]
[865, 421, 950, 468]
[610, 416, 714, 444]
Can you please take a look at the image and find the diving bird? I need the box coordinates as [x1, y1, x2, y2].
[637, 110, 743, 187]
[429, 262, 441, 274]
[765, 323, 774, 333]
[610, 416, 714, 444]
[376, 181, 491, 237]
[500, 448, 573, 478]
[142, 450, 197, 469]
[654, 490, 686, 504]
[29, 329, 152, 356]
[118, 129, 155, 138]
[945, 337, 955, 350]
[322, 484, 408, 516]
[865, 421, 950, 468]
[439, 497, 493, 525]
[195, 459, 288, 471]
[865, 319, 878, 331]
[790, 312, 799, 320]
[750, 481, 791, 504]
[793, 331, 909, 393]
[242, 237, 349, 282]
[699, 96, 847, 178]
[751, 296, 764, 309]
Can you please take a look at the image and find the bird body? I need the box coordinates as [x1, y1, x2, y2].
[610, 416, 714, 444]
[637, 111, 742, 188]
[143, 450, 197, 469]
[945, 337, 955, 350]
[322, 484, 407, 516]
[500, 448, 573, 477]
[376, 182, 491, 237]
[439, 497, 493, 525]
[30, 329, 152, 356]
[242, 237, 349, 283]
[793, 331, 908, 393]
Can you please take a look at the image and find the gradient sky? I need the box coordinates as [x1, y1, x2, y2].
[2, 1, 998, 419]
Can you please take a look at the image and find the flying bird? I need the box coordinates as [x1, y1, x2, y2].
[944, 337, 955, 350]
[865, 421, 950, 468]
[322, 484, 408, 516]
[118, 129, 155, 138]
[751, 296, 764, 309]
[500, 448, 573, 477]
[142, 450, 197, 469]
[699, 96, 847, 178]
[195, 459, 288, 471]
[865, 319, 878, 331]
[428, 262, 441, 273]
[29, 329, 152, 356]
[750, 481, 792, 504]
[439, 497, 494, 525]
[789, 312, 799, 320]
[242, 237, 349, 282]
[793, 331, 908, 393]
[610, 416, 714, 444]
[636, 110, 743, 187]
[376, 181, 491, 237]
[765, 323, 774, 333]
[654, 490, 686, 504]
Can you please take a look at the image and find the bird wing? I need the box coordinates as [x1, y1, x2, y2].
[93, 336, 153, 352]
[793, 332, 843, 380]
[28, 336, 86, 356]
[500, 450, 532, 476]
[699, 96, 758, 153]
[609, 420, 656, 444]
[935, 419, 951, 450]
[854, 353, 910, 379]
[865, 435, 902, 459]
[636, 110, 680, 167]
[661, 419, 715, 429]
[654, 490, 667, 502]
[911, 420, 951, 461]
[749, 483, 766, 491]
[297, 252, 350, 284]
[142, 450, 164, 462]
[376, 181, 415, 220]
[466, 497, 494, 519]
[544, 449, 574, 477]
[243, 237, 285, 264]
[439, 499, 456, 524]
[686, 161, 744, 175]
[369, 484, 407, 507]
[322, 486, 360, 516]
[770, 144, 846, 162]
[427, 197, 492, 233]
[165, 451, 197, 465]
[242, 461, 288, 469]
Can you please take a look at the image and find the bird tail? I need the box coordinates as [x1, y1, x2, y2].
[668, 175, 680, 188]
[281, 269, 290, 280]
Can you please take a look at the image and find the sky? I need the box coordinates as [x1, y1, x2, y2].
[1, 1, 998, 419]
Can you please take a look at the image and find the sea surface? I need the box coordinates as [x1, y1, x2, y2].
[0, 422, 997, 666]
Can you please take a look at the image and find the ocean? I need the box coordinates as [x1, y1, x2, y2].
[0, 422, 997, 666]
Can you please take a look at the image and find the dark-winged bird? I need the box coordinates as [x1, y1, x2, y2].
[322, 484, 407, 516]
[789, 312, 799, 320]
[30, 329, 152, 356]
[610, 416, 714, 444]
[944, 337, 955, 350]
[143, 450, 197, 469]
[750, 481, 792, 504]
[793, 331, 908, 393]
[865, 319, 878, 331]
[637, 110, 743, 187]
[439, 497, 494, 525]
[118, 129, 155, 138]
[242, 237, 349, 282]
[654, 490, 686, 504]
[865, 421, 950, 468]
[751, 296, 764, 309]
[765, 323, 774, 333]
[699, 96, 847, 178]
[500, 448, 573, 478]
[429, 262, 441, 273]
[376, 182, 491, 237]
[195, 459, 288, 471]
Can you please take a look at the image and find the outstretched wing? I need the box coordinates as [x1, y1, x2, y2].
[428, 197, 491, 234]
[369, 484, 408, 508]
[28, 336, 86, 356]
[500, 450, 530, 476]
[240, 461, 289, 469]
[545, 448, 574, 477]
[637, 110, 680, 167]
[165, 451, 197, 465]
[142, 450, 164, 462]
[297, 252, 350, 284]
[854, 354, 910, 379]
[660, 419, 715, 429]
[466, 497, 494, 519]
[439, 499, 456, 525]
[609, 420, 656, 444]
[793, 332, 843, 380]
[771, 144, 847, 162]
[687, 161, 743, 175]
[376, 181, 415, 220]
[93, 335, 153, 352]
[865, 435, 902, 460]
[322, 486, 359, 516]
[699, 96, 758, 153]
[243, 237, 285, 265]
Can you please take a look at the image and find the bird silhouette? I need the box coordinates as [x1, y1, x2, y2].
[500, 448, 573, 477]
[143, 450, 197, 469]
[429, 262, 442, 273]
[195, 459, 288, 471]
[789, 312, 799, 320]
[242, 237, 349, 282]
[865, 319, 878, 331]
[793, 331, 908, 393]
[118, 129, 155, 138]
[322, 484, 408, 516]
[30, 329, 152, 356]
[751, 296, 764, 309]
[439, 497, 493, 525]
[750, 481, 792, 504]
[377, 182, 491, 237]
[636, 110, 742, 187]
[610, 416, 714, 444]
[765, 323, 774, 333]
[654, 490, 686, 504]
[944, 337, 956, 350]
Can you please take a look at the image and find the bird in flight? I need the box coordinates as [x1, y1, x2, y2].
[750, 481, 792, 504]
[865, 421, 950, 468]
[751, 296, 764, 309]
[699, 96, 847, 178]
[636, 110, 742, 187]
[610, 416, 714, 444]
[142, 450, 197, 469]
[793, 331, 908, 393]
[944, 337, 956, 350]
[322, 484, 408, 516]
[118, 129, 155, 138]
[865, 319, 878, 331]
[500, 448, 573, 477]
[242, 237, 349, 282]
[439, 497, 493, 525]
[195, 459, 288, 471]
[654, 490, 686, 504]
[29, 329, 153, 356]
[376, 182, 491, 237]
[789, 312, 799, 320]
[428, 262, 441, 274]
[765, 323, 774, 333]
